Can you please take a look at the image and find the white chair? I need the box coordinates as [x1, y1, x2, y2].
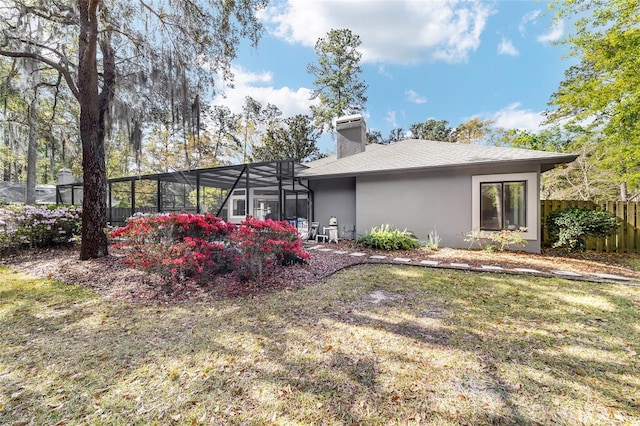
[312, 222, 328, 243]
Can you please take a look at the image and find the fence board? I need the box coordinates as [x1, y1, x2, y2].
[540, 199, 640, 254]
[627, 202, 640, 253]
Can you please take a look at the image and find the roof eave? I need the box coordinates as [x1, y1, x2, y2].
[298, 154, 579, 180]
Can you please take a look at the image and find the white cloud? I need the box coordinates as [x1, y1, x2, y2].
[497, 37, 519, 56]
[260, 0, 494, 64]
[384, 111, 398, 128]
[212, 66, 316, 117]
[405, 89, 427, 104]
[519, 10, 541, 36]
[490, 103, 545, 132]
[377, 64, 394, 79]
[537, 19, 564, 43]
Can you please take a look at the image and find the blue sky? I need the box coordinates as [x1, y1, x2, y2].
[212, 0, 572, 154]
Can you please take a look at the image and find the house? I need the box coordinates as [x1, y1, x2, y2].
[0, 182, 57, 204]
[56, 115, 576, 253]
[298, 115, 577, 253]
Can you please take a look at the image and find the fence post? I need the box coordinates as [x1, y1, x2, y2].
[633, 203, 640, 254]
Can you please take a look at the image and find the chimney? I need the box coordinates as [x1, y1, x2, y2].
[336, 114, 366, 159]
[57, 168, 73, 185]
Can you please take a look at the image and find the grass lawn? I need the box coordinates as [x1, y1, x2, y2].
[1, 265, 639, 425]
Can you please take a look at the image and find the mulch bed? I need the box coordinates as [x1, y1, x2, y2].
[1, 241, 639, 303]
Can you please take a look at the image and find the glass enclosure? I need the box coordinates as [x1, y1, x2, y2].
[57, 160, 312, 227]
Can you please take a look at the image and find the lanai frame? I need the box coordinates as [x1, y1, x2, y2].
[56, 160, 313, 226]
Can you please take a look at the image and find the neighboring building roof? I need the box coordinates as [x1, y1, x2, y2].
[298, 139, 578, 179]
[0, 182, 57, 204]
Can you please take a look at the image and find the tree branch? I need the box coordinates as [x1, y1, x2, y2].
[0, 49, 79, 100]
[3, 34, 77, 71]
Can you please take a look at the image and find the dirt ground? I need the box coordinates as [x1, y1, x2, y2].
[1, 242, 638, 303]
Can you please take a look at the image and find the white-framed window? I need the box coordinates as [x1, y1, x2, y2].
[472, 172, 538, 240]
[229, 189, 247, 220]
[232, 198, 246, 216]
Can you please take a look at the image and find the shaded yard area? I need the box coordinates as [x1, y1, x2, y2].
[1, 265, 639, 424]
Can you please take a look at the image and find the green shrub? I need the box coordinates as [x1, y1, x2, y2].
[545, 207, 618, 252]
[357, 224, 419, 250]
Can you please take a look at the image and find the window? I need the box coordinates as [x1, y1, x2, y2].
[480, 181, 526, 230]
[472, 172, 537, 240]
[253, 199, 279, 220]
[232, 198, 246, 216]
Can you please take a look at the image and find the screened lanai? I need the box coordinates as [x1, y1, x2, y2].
[56, 160, 312, 228]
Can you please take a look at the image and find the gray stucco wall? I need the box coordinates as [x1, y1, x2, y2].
[354, 163, 542, 253]
[310, 177, 356, 239]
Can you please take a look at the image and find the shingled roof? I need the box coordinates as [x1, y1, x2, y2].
[0, 182, 57, 204]
[299, 139, 577, 179]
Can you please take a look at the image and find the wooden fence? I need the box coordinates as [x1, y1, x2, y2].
[540, 200, 640, 253]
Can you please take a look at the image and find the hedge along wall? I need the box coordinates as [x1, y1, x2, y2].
[540, 200, 640, 253]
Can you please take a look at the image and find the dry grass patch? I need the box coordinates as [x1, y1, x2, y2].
[1, 265, 639, 425]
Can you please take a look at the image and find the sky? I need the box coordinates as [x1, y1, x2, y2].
[211, 0, 573, 154]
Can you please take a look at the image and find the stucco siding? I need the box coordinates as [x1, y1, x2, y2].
[355, 163, 542, 253]
[310, 177, 356, 239]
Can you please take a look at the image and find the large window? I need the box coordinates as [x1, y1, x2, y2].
[472, 172, 537, 241]
[480, 181, 526, 231]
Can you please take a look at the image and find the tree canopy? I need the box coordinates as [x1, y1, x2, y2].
[253, 114, 322, 163]
[547, 0, 640, 196]
[409, 119, 454, 142]
[307, 29, 368, 132]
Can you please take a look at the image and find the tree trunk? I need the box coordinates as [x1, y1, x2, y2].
[49, 136, 55, 182]
[77, 0, 109, 260]
[23, 15, 46, 203]
[26, 93, 38, 204]
[620, 181, 628, 202]
[2, 124, 9, 181]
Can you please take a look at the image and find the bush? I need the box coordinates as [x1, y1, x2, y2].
[464, 228, 528, 252]
[423, 228, 441, 250]
[357, 224, 420, 250]
[0, 204, 81, 255]
[230, 217, 310, 280]
[110, 213, 310, 287]
[110, 211, 236, 244]
[110, 213, 236, 286]
[546, 207, 618, 252]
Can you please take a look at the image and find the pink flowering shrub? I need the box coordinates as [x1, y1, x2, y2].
[110, 213, 235, 286]
[110, 213, 309, 288]
[230, 217, 310, 280]
[110, 212, 235, 244]
[0, 204, 81, 254]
